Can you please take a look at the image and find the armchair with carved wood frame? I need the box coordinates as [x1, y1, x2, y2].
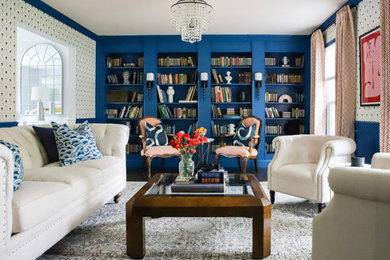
[215, 116, 262, 174]
[138, 116, 180, 179]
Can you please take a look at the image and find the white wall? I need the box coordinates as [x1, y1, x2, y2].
[0, 0, 96, 122]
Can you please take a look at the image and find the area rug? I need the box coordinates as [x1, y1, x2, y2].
[38, 182, 316, 260]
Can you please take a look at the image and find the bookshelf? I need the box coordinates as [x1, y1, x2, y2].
[264, 52, 306, 158]
[156, 53, 199, 135]
[210, 53, 253, 148]
[105, 52, 145, 157]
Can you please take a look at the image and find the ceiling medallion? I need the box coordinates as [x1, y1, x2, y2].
[170, 0, 213, 44]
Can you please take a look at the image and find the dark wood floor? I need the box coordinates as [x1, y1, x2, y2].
[126, 167, 268, 182]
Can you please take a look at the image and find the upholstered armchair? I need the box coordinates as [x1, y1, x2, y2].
[267, 135, 356, 212]
[312, 153, 390, 260]
[215, 116, 262, 174]
[139, 116, 180, 179]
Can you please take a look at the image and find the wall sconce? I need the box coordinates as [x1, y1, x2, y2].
[146, 73, 154, 98]
[201, 72, 208, 99]
[255, 72, 262, 99]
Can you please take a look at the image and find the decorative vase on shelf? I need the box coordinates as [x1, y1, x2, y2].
[167, 86, 175, 103]
[178, 154, 194, 181]
[239, 91, 246, 102]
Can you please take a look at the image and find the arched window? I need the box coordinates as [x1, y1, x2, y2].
[20, 43, 62, 115]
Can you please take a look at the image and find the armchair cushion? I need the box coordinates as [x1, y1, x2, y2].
[216, 145, 257, 158]
[271, 163, 316, 185]
[141, 145, 180, 158]
[145, 122, 168, 147]
[233, 122, 256, 147]
[371, 153, 390, 170]
[0, 140, 23, 191]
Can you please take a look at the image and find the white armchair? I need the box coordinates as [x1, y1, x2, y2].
[312, 153, 390, 260]
[267, 135, 356, 212]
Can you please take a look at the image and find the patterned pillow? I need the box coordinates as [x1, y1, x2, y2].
[233, 122, 256, 147]
[145, 122, 168, 147]
[0, 140, 23, 191]
[52, 121, 103, 167]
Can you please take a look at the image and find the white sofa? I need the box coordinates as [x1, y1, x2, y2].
[267, 135, 356, 212]
[312, 153, 390, 260]
[0, 123, 129, 260]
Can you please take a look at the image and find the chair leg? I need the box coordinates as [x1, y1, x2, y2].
[318, 203, 326, 213]
[161, 158, 165, 169]
[147, 158, 152, 179]
[242, 158, 248, 174]
[270, 191, 275, 204]
[254, 157, 259, 173]
[114, 192, 122, 203]
[237, 158, 242, 171]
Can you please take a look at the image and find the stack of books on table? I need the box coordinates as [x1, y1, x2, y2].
[171, 169, 225, 192]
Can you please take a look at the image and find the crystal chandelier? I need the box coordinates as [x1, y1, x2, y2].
[170, 0, 213, 44]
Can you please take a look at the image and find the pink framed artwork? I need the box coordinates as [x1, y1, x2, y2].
[360, 27, 381, 106]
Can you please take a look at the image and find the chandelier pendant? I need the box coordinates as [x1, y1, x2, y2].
[170, 0, 213, 44]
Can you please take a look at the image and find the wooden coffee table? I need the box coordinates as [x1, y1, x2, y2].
[126, 173, 271, 259]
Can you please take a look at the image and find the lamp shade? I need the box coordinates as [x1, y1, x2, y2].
[255, 72, 262, 81]
[31, 87, 50, 101]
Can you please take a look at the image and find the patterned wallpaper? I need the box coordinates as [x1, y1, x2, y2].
[323, 0, 380, 122]
[0, 0, 96, 121]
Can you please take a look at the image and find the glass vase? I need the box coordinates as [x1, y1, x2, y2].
[178, 154, 194, 181]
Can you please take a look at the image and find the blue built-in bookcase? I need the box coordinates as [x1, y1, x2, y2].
[96, 35, 311, 169]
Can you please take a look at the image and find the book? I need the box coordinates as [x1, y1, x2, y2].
[171, 183, 224, 192]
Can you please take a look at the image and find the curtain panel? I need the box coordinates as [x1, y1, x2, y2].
[335, 5, 356, 139]
[310, 29, 326, 135]
[380, 0, 390, 152]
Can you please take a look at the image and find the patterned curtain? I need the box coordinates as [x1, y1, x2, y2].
[310, 30, 326, 135]
[335, 6, 356, 139]
[380, 0, 390, 152]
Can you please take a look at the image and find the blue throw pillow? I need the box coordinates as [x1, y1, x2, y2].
[233, 122, 256, 147]
[52, 121, 103, 167]
[0, 140, 23, 191]
[145, 122, 168, 147]
[33, 126, 60, 163]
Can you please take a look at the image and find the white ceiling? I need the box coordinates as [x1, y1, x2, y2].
[41, 0, 347, 36]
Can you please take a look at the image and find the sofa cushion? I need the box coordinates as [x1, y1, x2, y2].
[45, 156, 123, 183]
[23, 166, 103, 199]
[52, 121, 103, 167]
[272, 163, 317, 185]
[0, 140, 24, 191]
[32, 126, 59, 163]
[12, 181, 72, 233]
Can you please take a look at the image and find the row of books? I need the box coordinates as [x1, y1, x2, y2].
[126, 144, 142, 154]
[196, 170, 224, 184]
[106, 90, 143, 103]
[266, 143, 275, 153]
[211, 122, 230, 136]
[264, 57, 304, 67]
[211, 57, 252, 66]
[106, 72, 143, 85]
[291, 108, 305, 118]
[296, 93, 305, 103]
[265, 107, 280, 118]
[211, 69, 251, 84]
[158, 56, 196, 67]
[157, 104, 197, 118]
[163, 124, 176, 135]
[212, 86, 232, 102]
[156, 85, 197, 103]
[106, 57, 144, 68]
[212, 105, 252, 119]
[237, 73, 252, 83]
[106, 106, 143, 119]
[157, 73, 197, 84]
[266, 125, 282, 135]
[265, 92, 279, 102]
[124, 122, 140, 136]
[266, 73, 303, 84]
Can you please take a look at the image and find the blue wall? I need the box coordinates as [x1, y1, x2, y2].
[355, 121, 380, 163]
[96, 35, 311, 169]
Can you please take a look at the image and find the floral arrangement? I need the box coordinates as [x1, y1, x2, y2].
[170, 130, 208, 155]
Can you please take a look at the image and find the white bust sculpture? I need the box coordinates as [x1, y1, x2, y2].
[225, 71, 232, 84]
[122, 71, 130, 84]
